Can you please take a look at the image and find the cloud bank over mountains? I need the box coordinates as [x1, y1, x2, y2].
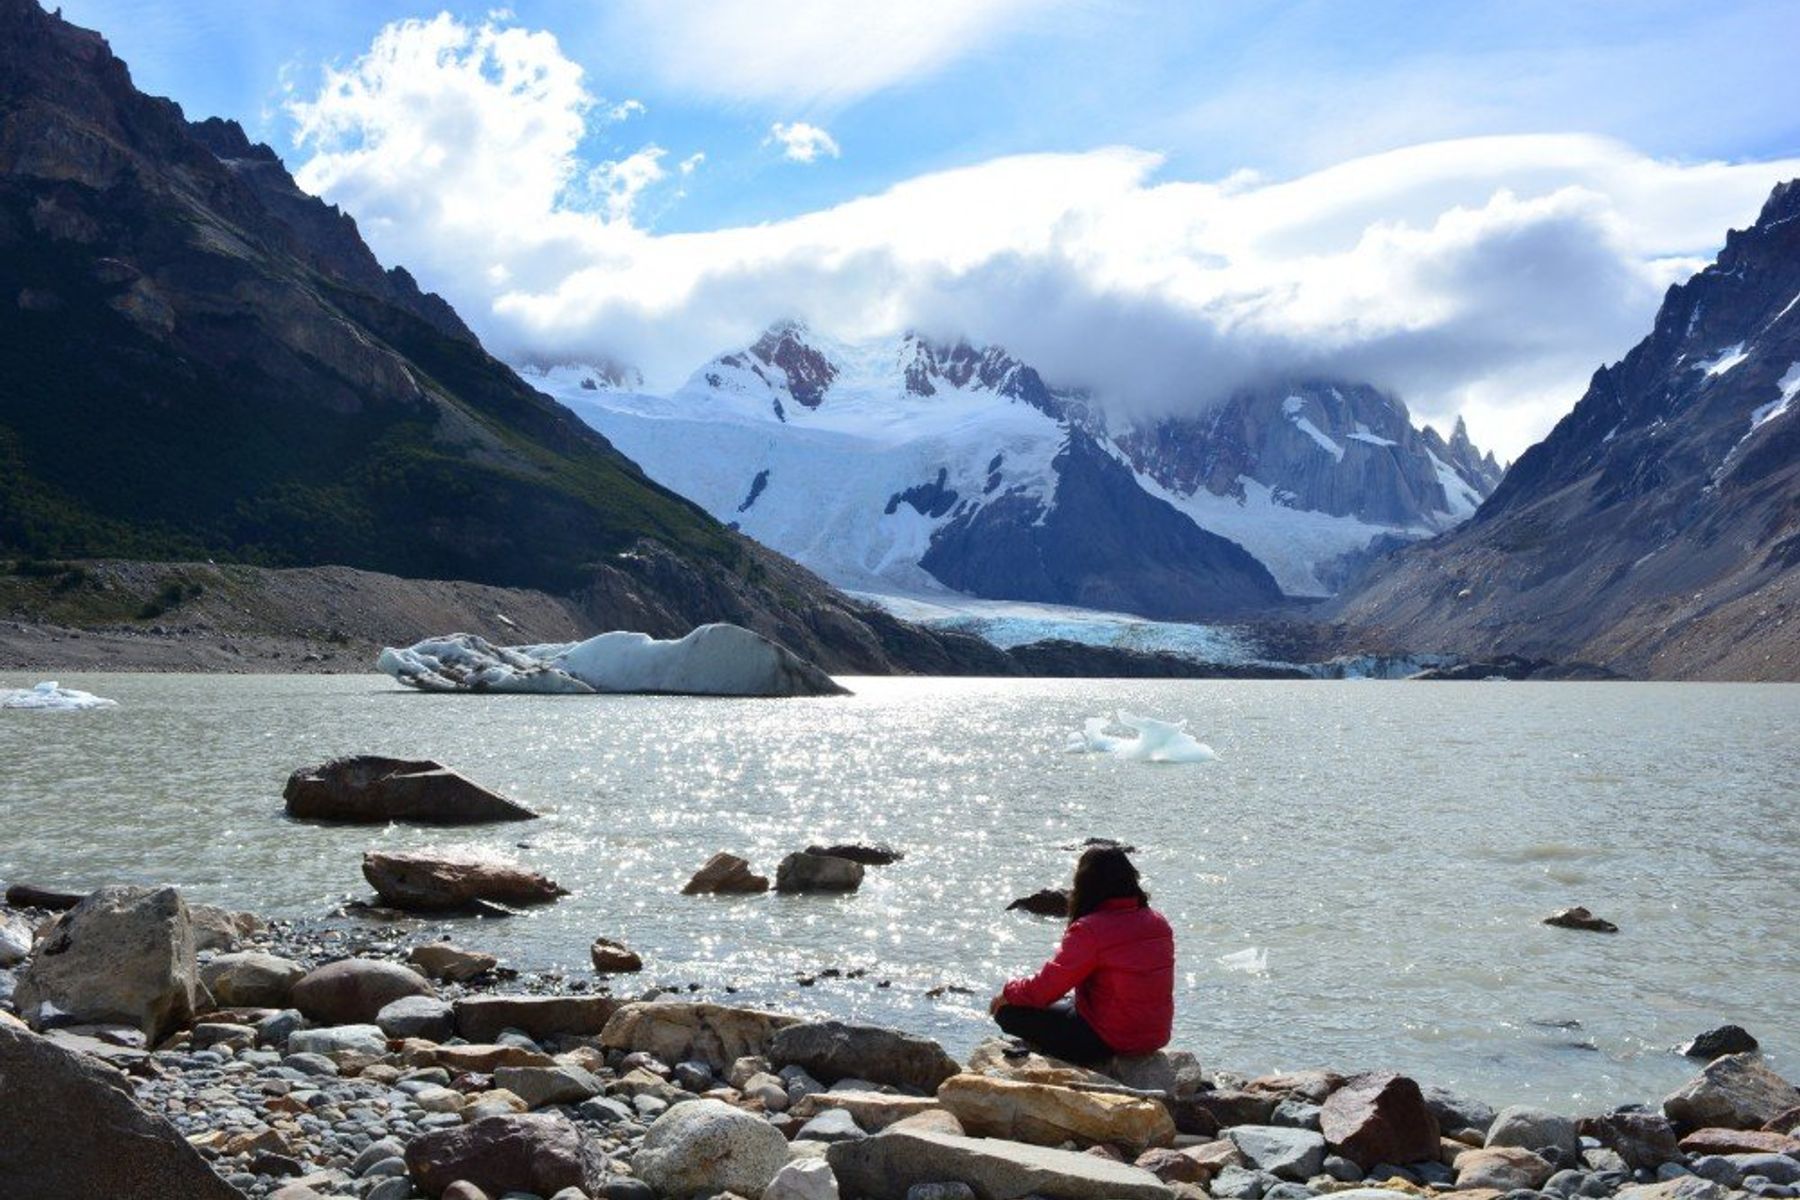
[289, 12, 1800, 458]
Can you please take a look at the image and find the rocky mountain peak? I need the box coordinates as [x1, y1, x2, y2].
[745, 319, 837, 408]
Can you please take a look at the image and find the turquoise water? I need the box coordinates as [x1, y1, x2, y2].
[3, 672, 1796, 1111]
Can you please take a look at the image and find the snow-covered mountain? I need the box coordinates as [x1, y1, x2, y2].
[528, 322, 1501, 617]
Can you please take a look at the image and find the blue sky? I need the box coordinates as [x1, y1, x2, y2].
[54, 0, 1800, 455]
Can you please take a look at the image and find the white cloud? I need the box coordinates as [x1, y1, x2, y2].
[767, 121, 841, 164]
[601, 0, 1070, 108]
[602, 98, 646, 123]
[290, 14, 1800, 460]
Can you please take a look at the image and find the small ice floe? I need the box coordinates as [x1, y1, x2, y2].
[377, 623, 846, 697]
[1, 681, 118, 710]
[1065, 710, 1216, 763]
[1217, 947, 1269, 974]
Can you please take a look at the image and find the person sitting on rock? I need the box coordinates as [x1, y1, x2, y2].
[990, 845, 1174, 1065]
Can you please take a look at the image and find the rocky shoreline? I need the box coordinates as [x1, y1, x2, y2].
[2, 884, 1796, 1200]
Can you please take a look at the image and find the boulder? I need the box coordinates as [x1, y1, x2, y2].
[455, 994, 619, 1043]
[1107, 1050, 1208, 1097]
[799, 1107, 869, 1144]
[493, 1064, 604, 1109]
[601, 1001, 800, 1071]
[1728, 1152, 1800, 1185]
[965, 1037, 1120, 1089]
[776, 852, 864, 893]
[771, 1020, 960, 1093]
[409, 942, 498, 982]
[790, 1092, 947, 1131]
[187, 903, 265, 952]
[284, 755, 538, 823]
[1764, 1106, 1800, 1135]
[292, 958, 434, 1025]
[1614, 1178, 1731, 1200]
[404, 1112, 607, 1197]
[1419, 1084, 1497, 1135]
[0, 1021, 240, 1198]
[0, 910, 33, 966]
[1486, 1105, 1580, 1164]
[1578, 1110, 1684, 1170]
[632, 1097, 791, 1198]
[1663, 1054, 1800, 1131]
[362, 849, 568, 911]
[936, 1072, 1176, 1153]
[376, 995, 455, 1041]
[1543, 906, 1618, 933]
[12, 885, 200, 1043]
[683, 852, 770, 894]
[591, 937, 643, 973]
[404, 1042, 555, 1073]
[1006, 888, 1069, 917]
[1247, 1070, 1346, 1105]
[289, 1024, 388, 1059]
[1181, 1087, 1278, 1129]
[4, 883, 84, 910]
[765, 1157, 840, 1200]
[826, 1127, 1174, 1200]
[1678, 1127, 1800, 1156]
[1319, 1072, 1441, 1169]
[1683, 1026, 1760, 1060]
[1226, 1126, 1328, 1180]
[1454, 1146, 1555, 1191]
[200, 950, 306, 1008]
[806, 844, 904, 866]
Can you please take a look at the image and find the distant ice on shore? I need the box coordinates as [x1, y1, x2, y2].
[1065, 710, 1216, 763]
[1, 681, 118, 710]
[377, 624, 846, 697]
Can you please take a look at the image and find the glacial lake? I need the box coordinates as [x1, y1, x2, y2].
[3, 673, 1795, 1111]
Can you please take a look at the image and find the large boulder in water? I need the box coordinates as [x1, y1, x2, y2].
[13, 885, 200, 1043]
[770, 1019, 960, 1093]
[683, 851, 770, 894]
[1319, 1072, 1441, 1169]
[285, 755, 538, 823]
[379, 622, 849, 697]
[0, 1021, 241, 1198]
[632, 1098, 791, 1198]
[362, 848, 568, 911]
[776, 851, 863, 893]
[292, 957, 435, 1024]
[404, 1112, 608, 1197]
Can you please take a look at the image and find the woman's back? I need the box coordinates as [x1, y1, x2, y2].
[1069, 898, 1174, 1055]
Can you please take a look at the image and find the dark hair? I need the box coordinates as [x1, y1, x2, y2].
[1068, 846, 1148, 922]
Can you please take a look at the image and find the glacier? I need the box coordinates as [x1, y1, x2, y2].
[1, 681, 118, 710]
[378, 624, 848, 697]
[1066, 710, 1217, 763]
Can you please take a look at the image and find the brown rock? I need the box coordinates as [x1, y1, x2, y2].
[1319, 1072, 1441, 1169]
[1578, 1110, 1684, 1170]
[770, 1019, 960, 1092]
[454, 995, 618, 1044]
[187, 904, 266, 952]
[362, 849, 568, 911]
[1135, 1147, 1212, 1184]
[4, 882, 84, 910]
[1543, 906, 1618, 933]
[1454, 1146, 1555, 1191]
[409, 943, 498, 982]
[1678, 1127, 1800, 1156]
[600, 1001, 800, 1071]
[284, 755, 538, 823]
[291, 957, 434, 1025]
[937, 1072, 1176, 1153]
[590, 937, 643, 973]
[200, 951, 306, 1008]
[888, 1108, 965, 1137]
[682, 852, 770, 894]
[1663, 1053, 1800, 1131]
[404, 1112, 606, 1197]
[402, 1041, 556, 1072]
[1246, 1070, 1346, 1104]
[1176, 1088, 1275, 1130]
[789, 1092, 947, 1131]
[1764, 1106, 1800, 1135]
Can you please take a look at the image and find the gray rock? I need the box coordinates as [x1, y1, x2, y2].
[1271, 1101, 1323, 1131]
[633, 1097, 791, 1198]
[775, 852, 864, 893]
[578, 1095, 635, 1124]
[455, 994, 619, 1043]
[826, 1128, 1173, 1200]
[1264, 1184, 1316, 1200]
[354, 1137, 407, 1175]
[1729, 1156, 1800, 1186]
[1488, 1106, 1581, 1166]
[376, 994, 455, 1041]
[798, 1107, 868, 1144]
[1689, 1157, 1744, 1187]
[13, 885, 200, 1043]
[1212, 1164, 1270, 1199]
[1227, 1127, 1327, 1181]
[367, 1178, 413, 1200]
[1321, 1155, 1362, 1182]
[257, 1008, 305, 1047]
[1420, 1084, 1498, 1135]
[288, 1024, 387, 1059]
[494, 1064, 604, 1109]
[200, 950, 307, 1009]
[0, 1020, 240, 1199]
[769, 1020, 959, 1093]
[764, 1157, 841, 1200]
[1663, 1055, 1800, 1131]
[906, 1185, 978, 1200]
[0, 910, 38, 967]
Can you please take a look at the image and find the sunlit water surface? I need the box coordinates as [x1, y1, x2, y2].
[3, 673, 1795, 1111]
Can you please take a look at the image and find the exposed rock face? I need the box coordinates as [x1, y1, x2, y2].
[601, 1002, 800, 1071]
[404, 1113, 608, 1198]
[453, 994, 618, 1044]
[1319, 1072, 1442, 1168]
[1335, 179, 1800, 680]
[362, 849, 568, 911]
[0, 1021, 241, 1198]
[13, 884, 199, 1043]
[769, 1021, 960, 1093]
[632, 1098, 791, 1198]
[826, 1127, 1174, 1200]
[284, 756, 537, 823]
[200, 950, 306, 1008]
[936, 1073, 1175, 1153]
[1663, 1054, 1800, 1130]
[291, 957, 434, 1025]
[683, 852, 771, 894]
[775, 851, 864, 893]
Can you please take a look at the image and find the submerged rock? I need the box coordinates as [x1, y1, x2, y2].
[13, 885, 200, 1043]
[1006, 888, 1070, 917]
[285, 755, 538, 823]
[1683, 1025, 1760, 1060]
[1544, 906, 1619, 933]
[776, 852, 864, 893]
[362, 848, 569, 911]
[379, 623, 849, 697]
[683, 852, 772, 894]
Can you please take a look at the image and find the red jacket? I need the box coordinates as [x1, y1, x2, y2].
[1002, 898, 1174, 1055]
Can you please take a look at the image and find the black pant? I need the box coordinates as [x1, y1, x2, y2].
[994, 1000, 1114, 1066]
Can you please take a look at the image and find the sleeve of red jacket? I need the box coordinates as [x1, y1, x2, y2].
[1002, 920, 1099, 1008]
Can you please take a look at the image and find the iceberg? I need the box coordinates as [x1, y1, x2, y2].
[1217, 947, 1269, 974]
[378, 623, 848, 698]
[1065, 710, 1216, 763]
[1, 681, 118, 710]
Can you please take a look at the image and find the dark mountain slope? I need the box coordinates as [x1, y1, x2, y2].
[1334, 180, 1800, 679]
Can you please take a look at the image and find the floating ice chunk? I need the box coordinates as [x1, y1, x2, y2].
[0, 681, 118, 710]
[378, 623, 847, 697]
[1065, 710, 1216, 763]
[1218, 947, 1269, 974]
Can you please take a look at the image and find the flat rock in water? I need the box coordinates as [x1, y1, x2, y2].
[405, 1113, 608, 1198]
[601, 1001, 800, 1072]
[1683, 1025, 1760, 1060]
[13, 885, 200, 1043]
[936, 1073, 1175, 1154]
[1006, 888, 1070, 917]
[590, 936, 643, 973]
[682, 851, 771, 894]
[826, 1127, 1174, 1200]
[1319, 1072, 1441, 1169]
[362, 848, 568, 911]
[409, 942, 498, 982]
[770, 1020, 960, 1093]
[1543, 906, 1619, 933]
[0, 1021, 241, 1199]
[291, 957, 434, 1025]
[284, 754, 537, 823]
[776, 851, 864, 893]
[1664, 1053, 1800, 1131]
[455, 994, 619, 1043]
[806, 843, 904, 866]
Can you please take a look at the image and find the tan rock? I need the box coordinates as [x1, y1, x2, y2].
[789, 1091, 946, 1131]
[601, 1001, 800, 1071]
[590, 936, 643, 973]
[1453, 1146, 1554, 1191]
[888, 1109, 965, 1137]
[1678, 1127, 1800, 1156]
[408, 943, 498, 982]
[224, 1126, 293, 1156]
[1616, 1179, 1731, 1200]
[1663, 1053, 1800, 1131]
[401, 1040, 555, 1072]
[683, 852, 770, 894]
[363, 848, 567, 911]
[13, 885, 200, 1043]
[966, 1036, 1119, 1087]
[937, 1071, 1176, 1153]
